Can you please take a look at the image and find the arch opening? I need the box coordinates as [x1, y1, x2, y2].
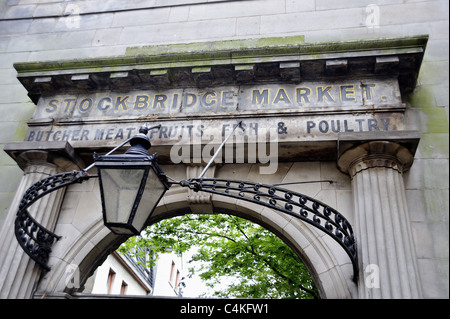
[114, 212, 320, 299]
[49, 183, 354, 299]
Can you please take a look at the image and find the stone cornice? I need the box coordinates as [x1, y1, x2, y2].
[14, 35, 428, 103]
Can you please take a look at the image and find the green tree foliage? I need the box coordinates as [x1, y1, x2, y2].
[118, 214, 319, 299]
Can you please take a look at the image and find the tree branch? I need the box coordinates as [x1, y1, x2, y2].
[242, 242, 319, 299]
[151, 229, 238, 244]
[145, 220, 319, 299]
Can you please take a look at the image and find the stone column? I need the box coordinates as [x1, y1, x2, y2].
[0, 143, 83, 299]
[338, 140, 422, 299]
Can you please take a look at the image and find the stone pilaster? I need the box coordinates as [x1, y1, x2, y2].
[338, 140, 422, 298]
[0, 143, 83, 298]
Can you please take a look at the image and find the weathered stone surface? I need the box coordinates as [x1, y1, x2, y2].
[0, 0, 447, 300]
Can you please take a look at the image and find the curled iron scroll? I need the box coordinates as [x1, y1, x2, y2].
[14, 171, 91, 271]
[180, 178, 359, 282]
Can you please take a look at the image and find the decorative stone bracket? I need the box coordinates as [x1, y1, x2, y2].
[186, 165, 216, 214]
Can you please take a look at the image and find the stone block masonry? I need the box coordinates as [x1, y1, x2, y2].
[0, 0, 448, 299]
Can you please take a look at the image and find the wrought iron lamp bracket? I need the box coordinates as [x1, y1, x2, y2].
[14, 169, 359, 282]
[13, 124, 163, 271]
[178, 177, 359, 282]
[14, 170, 93, 271]
[13, 123, 359, 284]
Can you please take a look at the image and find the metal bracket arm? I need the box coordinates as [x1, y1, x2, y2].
[14, 124, 162, 271]
[179, 178, 359, 282]
[15, 170, 92, 271]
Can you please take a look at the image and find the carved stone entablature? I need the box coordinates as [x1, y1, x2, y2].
[14, 35, 427, 103]
[12, 35, 426, 165]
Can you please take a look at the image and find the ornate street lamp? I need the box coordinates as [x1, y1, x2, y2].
[14, 122, 359, 282]
[14, 124, 166, 269]
[94, 126, 170, 235]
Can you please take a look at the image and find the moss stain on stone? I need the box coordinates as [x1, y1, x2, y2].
[13, 120, 29, 142]
[409, 84, 448, 133]
[408, 83, 449, 157]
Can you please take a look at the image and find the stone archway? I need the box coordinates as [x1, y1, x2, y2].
[1, 36, 427, 299]
[32, 163, 356, 299]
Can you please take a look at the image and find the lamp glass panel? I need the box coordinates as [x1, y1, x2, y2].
[100, 168, 145, 224]
[131, 167, 166, 232]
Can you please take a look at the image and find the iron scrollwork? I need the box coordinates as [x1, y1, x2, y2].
[15, 170, 91, 271]
[180, 178, 359, 282]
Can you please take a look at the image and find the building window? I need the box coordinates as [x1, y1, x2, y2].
[169, 261, 175, 285]
[121, 281, 128, 295]
[107, 268, 116, 294]
[174, 270, 180, 290]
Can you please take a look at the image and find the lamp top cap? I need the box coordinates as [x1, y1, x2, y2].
[128, 125, 152, 151]
[139, 125, 149, 135]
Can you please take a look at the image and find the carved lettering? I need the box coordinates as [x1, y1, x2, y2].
[36, 80, 398, 119]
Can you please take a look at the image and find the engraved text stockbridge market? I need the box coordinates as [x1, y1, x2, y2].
[26, 78, 404, 146]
